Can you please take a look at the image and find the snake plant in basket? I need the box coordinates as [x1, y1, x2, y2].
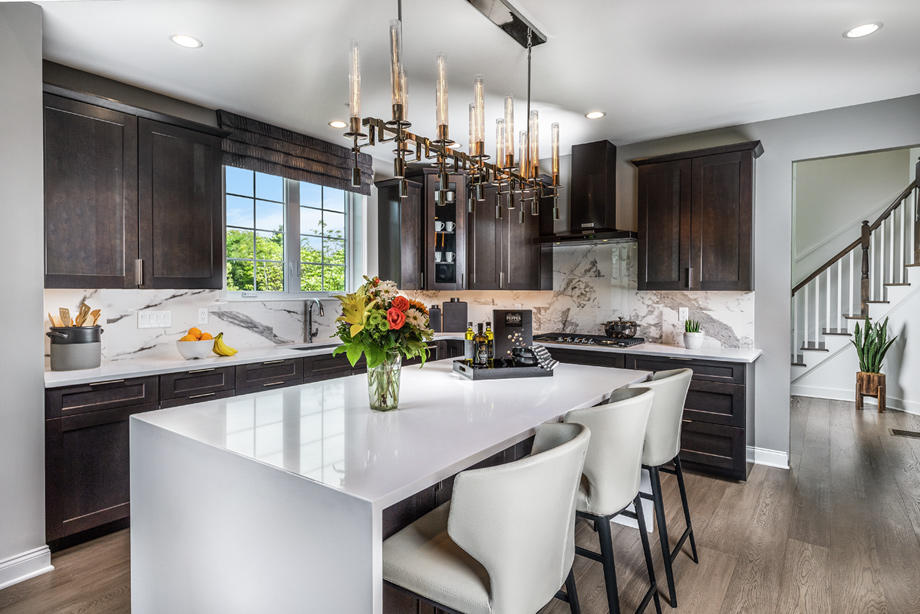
[851, 317, 897, 412]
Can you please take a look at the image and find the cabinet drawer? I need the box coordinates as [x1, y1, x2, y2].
[159, 366, 235, 406]
[45, 376, 158, 420]
[684, 380, 745, 427]
[625, 355, 744, 384]
[548, 347, 625, 369]
[304, 353, 354, 382]
[679, 419, 746, 480]
[235, 358, 303, 393]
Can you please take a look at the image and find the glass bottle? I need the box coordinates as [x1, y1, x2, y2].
[464, 322, 475, 365]
[474, 323, 488, 366]
[485, 321, 494, 367]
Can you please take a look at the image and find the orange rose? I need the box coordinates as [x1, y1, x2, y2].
[387, 307, 406, 330]
[391, 296, 410, 312]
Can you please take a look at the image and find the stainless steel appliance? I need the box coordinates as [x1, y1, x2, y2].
[533, 332, 646, 348]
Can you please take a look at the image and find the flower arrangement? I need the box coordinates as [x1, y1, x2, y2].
[332, 276, 434, 368]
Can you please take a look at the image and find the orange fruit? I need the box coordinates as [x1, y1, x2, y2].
[179, 334, 197, 342]
[199, 332, 213, 340]
[188, 327, 202, 339]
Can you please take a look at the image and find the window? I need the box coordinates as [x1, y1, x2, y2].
[224, 166, 354, 295]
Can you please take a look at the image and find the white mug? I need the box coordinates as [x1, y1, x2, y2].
[445, 221, 456, 232]
[445, 252, 455, 263]
[434, 251, 444, 263]
[434, 221, 445, 231]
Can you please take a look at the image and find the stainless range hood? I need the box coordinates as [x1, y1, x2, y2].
[538, 140, 637, 246]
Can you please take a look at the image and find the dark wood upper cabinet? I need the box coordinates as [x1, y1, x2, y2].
[632, 141, 761, 291]
[468, 183, 501, 290]
[138, 118, 222, 289]
[43, 94, 138, 288]
[504, 190, 543, 290]
[44, 89, 224, 290]
[376, 178, 424, 289]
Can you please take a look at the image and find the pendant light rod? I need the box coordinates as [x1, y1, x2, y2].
[525, 27, 532, 179]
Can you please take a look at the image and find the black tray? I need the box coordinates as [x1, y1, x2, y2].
[452, 359, 553, 380]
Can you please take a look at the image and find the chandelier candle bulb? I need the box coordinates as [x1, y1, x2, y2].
[518, 130, 527, 178]
[399, 67, 408, 118]
[473, 76, 485, 146]
[528, 110, 539, 177]
[503, 95, 515, 168]
[436, 54, 448, 129]
[495, 118, 505, 165]
[468, 104, 475, 153]
[348, 40, 361, 119]
[551, 122, 560, 184]
[389, 20, 404, 118]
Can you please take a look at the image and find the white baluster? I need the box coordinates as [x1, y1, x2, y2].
[803, 283, 809, 347]
[849, 248, 855, 317]
[825, 268, 831, 336]
[880, 219, 886, 288]
[836, 259, 842, 330]
[793, 292, 799, 357]
[900, 203, 906, 281]
[813, 277, 819, 345]
[869, 228, 876, 300]
[889, 214, 895, 285]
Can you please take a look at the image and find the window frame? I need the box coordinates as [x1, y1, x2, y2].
[222, 166, 358, 300]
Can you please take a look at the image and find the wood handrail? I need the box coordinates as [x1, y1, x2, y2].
[791, 179, 918, 297]
[791, 237, 861, 296]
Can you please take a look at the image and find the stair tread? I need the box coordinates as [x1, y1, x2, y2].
[866, 300, 890, 304]
[791, 353, 806, 367]
[885, 282, 910, 286]
[801, 343, 828, 352]
[843, 314, 871, 320]
[822, 329, 851, 336]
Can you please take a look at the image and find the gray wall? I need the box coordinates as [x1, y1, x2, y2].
[0, 1, 48, 576]
[616, 93, 920, 456]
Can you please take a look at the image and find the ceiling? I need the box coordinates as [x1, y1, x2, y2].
[37, 0, 920, 165]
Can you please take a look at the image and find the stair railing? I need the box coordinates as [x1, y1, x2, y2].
[791, 159, 919, 364]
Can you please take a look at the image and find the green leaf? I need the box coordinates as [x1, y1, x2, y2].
[345, 342, 364, 367]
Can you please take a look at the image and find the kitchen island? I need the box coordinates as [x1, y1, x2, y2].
[129, 360, 648, 613]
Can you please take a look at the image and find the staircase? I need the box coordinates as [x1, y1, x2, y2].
[791, 164, 920, 381]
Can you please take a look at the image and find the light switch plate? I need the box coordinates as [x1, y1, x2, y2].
[678, 307, 689, 322]
[138, 310, 172, 329]
[198, 308, 209, 325]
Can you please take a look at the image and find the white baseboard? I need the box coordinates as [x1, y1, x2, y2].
[791, 384, 920, 415]
[746, 446, 790, 470]
[0, 546, 53, 591]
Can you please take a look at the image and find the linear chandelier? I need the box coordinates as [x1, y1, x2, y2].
[343, 0, 561, 221]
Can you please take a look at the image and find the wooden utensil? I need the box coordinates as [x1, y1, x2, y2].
[75, 303, 91, 327]
[48, 312, 63, 328]
[59, 308, 72, 327]
[90, 309, 102, 326]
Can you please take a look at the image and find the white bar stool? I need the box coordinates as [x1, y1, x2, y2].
[565, 387, 662, 614]
[382, 422, 590, 614]
[629, 368, 696, 608]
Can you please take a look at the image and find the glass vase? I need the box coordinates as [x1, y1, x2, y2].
[367, 350, 402, 411]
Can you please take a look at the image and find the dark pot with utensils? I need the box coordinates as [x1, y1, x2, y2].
[602, 317, 638, 339]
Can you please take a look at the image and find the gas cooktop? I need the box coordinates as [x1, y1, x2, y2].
[533, 333, 646, 348]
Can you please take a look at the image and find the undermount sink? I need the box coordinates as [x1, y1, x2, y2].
[289, 343, 339, 351]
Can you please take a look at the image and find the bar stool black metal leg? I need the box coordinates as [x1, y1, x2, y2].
[673, 456, 699, 564]
[565, 567, 581, 614]
[650, 467, 677, 607]
[595, 515, 621, 614]
[634, 495, 662, 614]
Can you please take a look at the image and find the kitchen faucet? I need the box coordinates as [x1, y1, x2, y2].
[304, 298, 325, 343]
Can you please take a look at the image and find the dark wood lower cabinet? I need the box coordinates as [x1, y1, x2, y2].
[158, 366, 235, 408]
[235, 358, 304, 393]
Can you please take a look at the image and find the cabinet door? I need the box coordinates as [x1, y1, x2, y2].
[637, 160, 690, 290]
[138, 118, 222, 289]
[303, 353, 354, 382]
[690, 151, 753, 290]
[43, 94, 138, 288]
[158, 366, 236, 408]
[425, 173, 468, 290]
[45, 406, 147, 542]
[236, 358, 304, 393]
[504, 190, 542, 290]
[377, 179, 424, 289]
[468, 183, 501, 290]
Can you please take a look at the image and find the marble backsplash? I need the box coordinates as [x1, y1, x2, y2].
[44, 243, 753, 361]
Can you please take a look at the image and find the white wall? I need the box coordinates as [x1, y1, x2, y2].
[0, 2, 53, 589]
[616, 93, 920, 459]
[792, 148, 912, 283]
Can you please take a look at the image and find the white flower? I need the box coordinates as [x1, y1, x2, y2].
[373, 280, 399, 301]
[405, 308, 426, 328]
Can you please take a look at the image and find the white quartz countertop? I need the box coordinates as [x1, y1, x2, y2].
[132, 360, 649, 509]
[538, 341, 763, 363]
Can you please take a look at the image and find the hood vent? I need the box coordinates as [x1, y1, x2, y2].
[539, 139, 636, 245]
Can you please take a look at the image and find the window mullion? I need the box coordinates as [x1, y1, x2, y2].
[285, 179, 301, 296]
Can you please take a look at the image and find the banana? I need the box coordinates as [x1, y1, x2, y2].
[212, 332, 238, 357]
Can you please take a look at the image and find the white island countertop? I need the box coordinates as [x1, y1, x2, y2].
[133, 360, 648, 508]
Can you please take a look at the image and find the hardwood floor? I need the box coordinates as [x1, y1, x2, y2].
[2, 397, 919, 613]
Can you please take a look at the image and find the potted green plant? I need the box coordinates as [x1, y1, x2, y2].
[683, 319, 703, 350]
[333, 276, 434, 411]
[851, 316, 897, 412]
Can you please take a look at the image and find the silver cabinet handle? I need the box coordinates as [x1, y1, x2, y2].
[261, 359, 285, 366]
[188, 392, 216, 400]
[420, 272, 424, 289]
[135, 259, 144, 286]
[262, 380, 286, 387]
[187, 368, 216, 374]
[89, 379, 126, 387]
[499, 271, 504, 288]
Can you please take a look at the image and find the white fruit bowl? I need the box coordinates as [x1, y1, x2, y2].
[176, 339, 215, 359]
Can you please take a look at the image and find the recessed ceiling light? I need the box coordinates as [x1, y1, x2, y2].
[843, 23, 882, 38]
[585, 111, 606, 120]
[328, 120, 347, 129]
[170, 34, 203, 49]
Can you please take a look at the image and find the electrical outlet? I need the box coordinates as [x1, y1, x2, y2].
[138, 310, 172, 329]
[198, 308, 209, 325]
[678, 307, 689, 322]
